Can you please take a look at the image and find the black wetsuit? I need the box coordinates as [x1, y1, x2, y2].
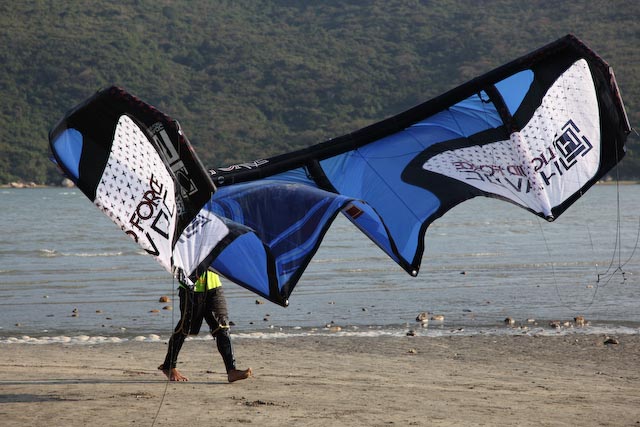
[162, 285, 236, 372]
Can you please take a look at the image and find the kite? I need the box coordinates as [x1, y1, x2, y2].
[49, 34, 631, 307]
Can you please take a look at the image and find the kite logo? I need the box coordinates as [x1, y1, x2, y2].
[534, 119, 594, 186]
[444, 160, 534, 194]
[553, 119, 593, 170]
[149, 122, 199, 204]
[181, 213, 212, 239]
[126, 174, 174, 256]
[211, 159, 270, 174]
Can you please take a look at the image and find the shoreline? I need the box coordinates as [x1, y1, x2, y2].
[1, 321, 640, 346]
[1, 334, 639, 426]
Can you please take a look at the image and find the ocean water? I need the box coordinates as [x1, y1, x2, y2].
[1, 186, 640, 343]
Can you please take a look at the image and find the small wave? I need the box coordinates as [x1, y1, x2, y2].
[0, 334, 163, 345]
[1, 325, 636, 345]
[38, 249, 58, 257]
[75, 251, 124, 257]
[38, 249, 124, 258]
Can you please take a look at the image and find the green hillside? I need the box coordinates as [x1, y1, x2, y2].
[1, 0, 638, 185]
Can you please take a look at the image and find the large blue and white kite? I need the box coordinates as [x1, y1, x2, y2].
[49, 35, 631, 306]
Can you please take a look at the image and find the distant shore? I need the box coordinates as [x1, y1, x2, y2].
[0, 182, 64, 189]
[1, 334, 639, 426]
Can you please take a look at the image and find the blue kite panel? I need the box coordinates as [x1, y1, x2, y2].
[211, 232, 270, 297]
[209, 180, 352, 291]
[51, 128, 83, 180]
[495, 70, 534, 115]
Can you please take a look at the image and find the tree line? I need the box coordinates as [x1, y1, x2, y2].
[0, 0, 637, 185]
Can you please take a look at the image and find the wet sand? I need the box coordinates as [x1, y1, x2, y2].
[0, 334, 639, 426]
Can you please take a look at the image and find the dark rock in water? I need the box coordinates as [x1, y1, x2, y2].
[504, 317, 515, 326]
[415, 312, 429, 322]
[406, 330, 417, 336]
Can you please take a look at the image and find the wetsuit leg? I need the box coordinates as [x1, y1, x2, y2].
[203, 287, 236, 372]
[162, 287, 194, 369]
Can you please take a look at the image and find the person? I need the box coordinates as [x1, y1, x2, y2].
[158, 270, 252, 383]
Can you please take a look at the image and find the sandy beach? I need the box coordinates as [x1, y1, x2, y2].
[0, 334, 639, 426]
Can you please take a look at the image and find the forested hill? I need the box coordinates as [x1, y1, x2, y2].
[1, 0, 638, 185]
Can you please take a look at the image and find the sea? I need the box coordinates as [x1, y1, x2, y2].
[1, 185, 640, 345]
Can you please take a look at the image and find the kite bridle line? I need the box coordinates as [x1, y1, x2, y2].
[538, 127, 639, 315]
[151, 274, 178, 427]
[612, 128, 640, 273]
[447, 80, 631, 316]
[596, 127, 640, 279]
[152, 138, 214, 427]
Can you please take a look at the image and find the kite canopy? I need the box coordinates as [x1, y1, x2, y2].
[50, 34, 630, 306]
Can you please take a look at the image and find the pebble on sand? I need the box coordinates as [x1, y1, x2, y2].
[415, 312, 429, 322]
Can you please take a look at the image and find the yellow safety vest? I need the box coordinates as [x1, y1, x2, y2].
[191, 271, 222, 292]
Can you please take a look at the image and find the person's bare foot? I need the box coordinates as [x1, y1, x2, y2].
[158, 364, 189, 381]
[227, 367, 252, 383]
